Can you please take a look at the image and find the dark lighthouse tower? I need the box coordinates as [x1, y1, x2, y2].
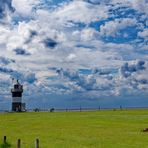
[11, 80, 23, 112]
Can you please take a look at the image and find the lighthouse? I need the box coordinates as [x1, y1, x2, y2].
[11, 80, 23, 112]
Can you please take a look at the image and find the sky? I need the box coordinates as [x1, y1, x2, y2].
[0, 0, 148, 110]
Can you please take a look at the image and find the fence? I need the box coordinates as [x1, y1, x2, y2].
[1, 106, 148, 113]
[29, 106, 148, 112]
[1, 136, 39, 148]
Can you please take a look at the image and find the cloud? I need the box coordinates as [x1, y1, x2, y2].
[56, 68, 115, 94]
[138, 29, 148, 40]
[0, 0, 148, 108]
[14, 48, 30, 55]
[56, 68, 95, 91]
[92, 68, 113, 75]
[0, 56, 15, 65]
[55, 59, 148, 97]
[11, 71, 37, 84]
[12, 0, 40, 16]
[112, 0, 148, 15]
[67, 53, 76, 61]
[0, 0, 14, 23]
[50, 1, 108, 24]
[120, 60, 145, 78]
[85, 0, 110, 4]
[99, 18, 137, 37]
[23, 73, 36, 84]
[24, 30, 38, 44]
[43, 38, 58, 48]
[0, 67, 13, 73]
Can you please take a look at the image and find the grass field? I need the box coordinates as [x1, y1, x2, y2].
[0, 109, 148, 148]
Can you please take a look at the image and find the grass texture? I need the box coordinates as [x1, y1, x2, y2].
[0, 109, 148, 147]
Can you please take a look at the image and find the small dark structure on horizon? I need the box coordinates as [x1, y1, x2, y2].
[143, 128, 148, 132]
[11, 79, 25, 112]
[50, 108, 55, 112]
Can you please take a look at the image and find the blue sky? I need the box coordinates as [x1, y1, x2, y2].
[0, 0, 148, 110]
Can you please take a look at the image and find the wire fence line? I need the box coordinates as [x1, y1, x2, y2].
[0, 106, 148, 113]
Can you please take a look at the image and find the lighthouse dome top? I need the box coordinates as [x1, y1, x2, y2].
[11, 79, 23, 93]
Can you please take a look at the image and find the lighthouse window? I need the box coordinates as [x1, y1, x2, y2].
[14, 85, 19, 89]
[12, 92, 22, 97]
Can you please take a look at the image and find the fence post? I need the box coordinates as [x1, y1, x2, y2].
[120, 105, 122, 110]
[3, 136, 7, 144]
[17, 139, 21, 148]
[35, 138, 39, 148]
[80, 106, 82, 112]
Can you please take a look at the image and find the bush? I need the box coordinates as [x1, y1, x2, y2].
[34, 108, 40, 112]
[0, 142, 11, 148]
[50, 108, 55, 112]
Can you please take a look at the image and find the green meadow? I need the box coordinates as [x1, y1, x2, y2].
[0, 109, 148, 148]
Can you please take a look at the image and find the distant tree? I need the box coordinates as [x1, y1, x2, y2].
[50, 108, 55, 112]
[34, 108, 40, 112]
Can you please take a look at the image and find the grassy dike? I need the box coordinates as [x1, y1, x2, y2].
[0, 110, 148, 148]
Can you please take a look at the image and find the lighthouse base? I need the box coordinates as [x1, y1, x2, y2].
[12, 102, 22, 112]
